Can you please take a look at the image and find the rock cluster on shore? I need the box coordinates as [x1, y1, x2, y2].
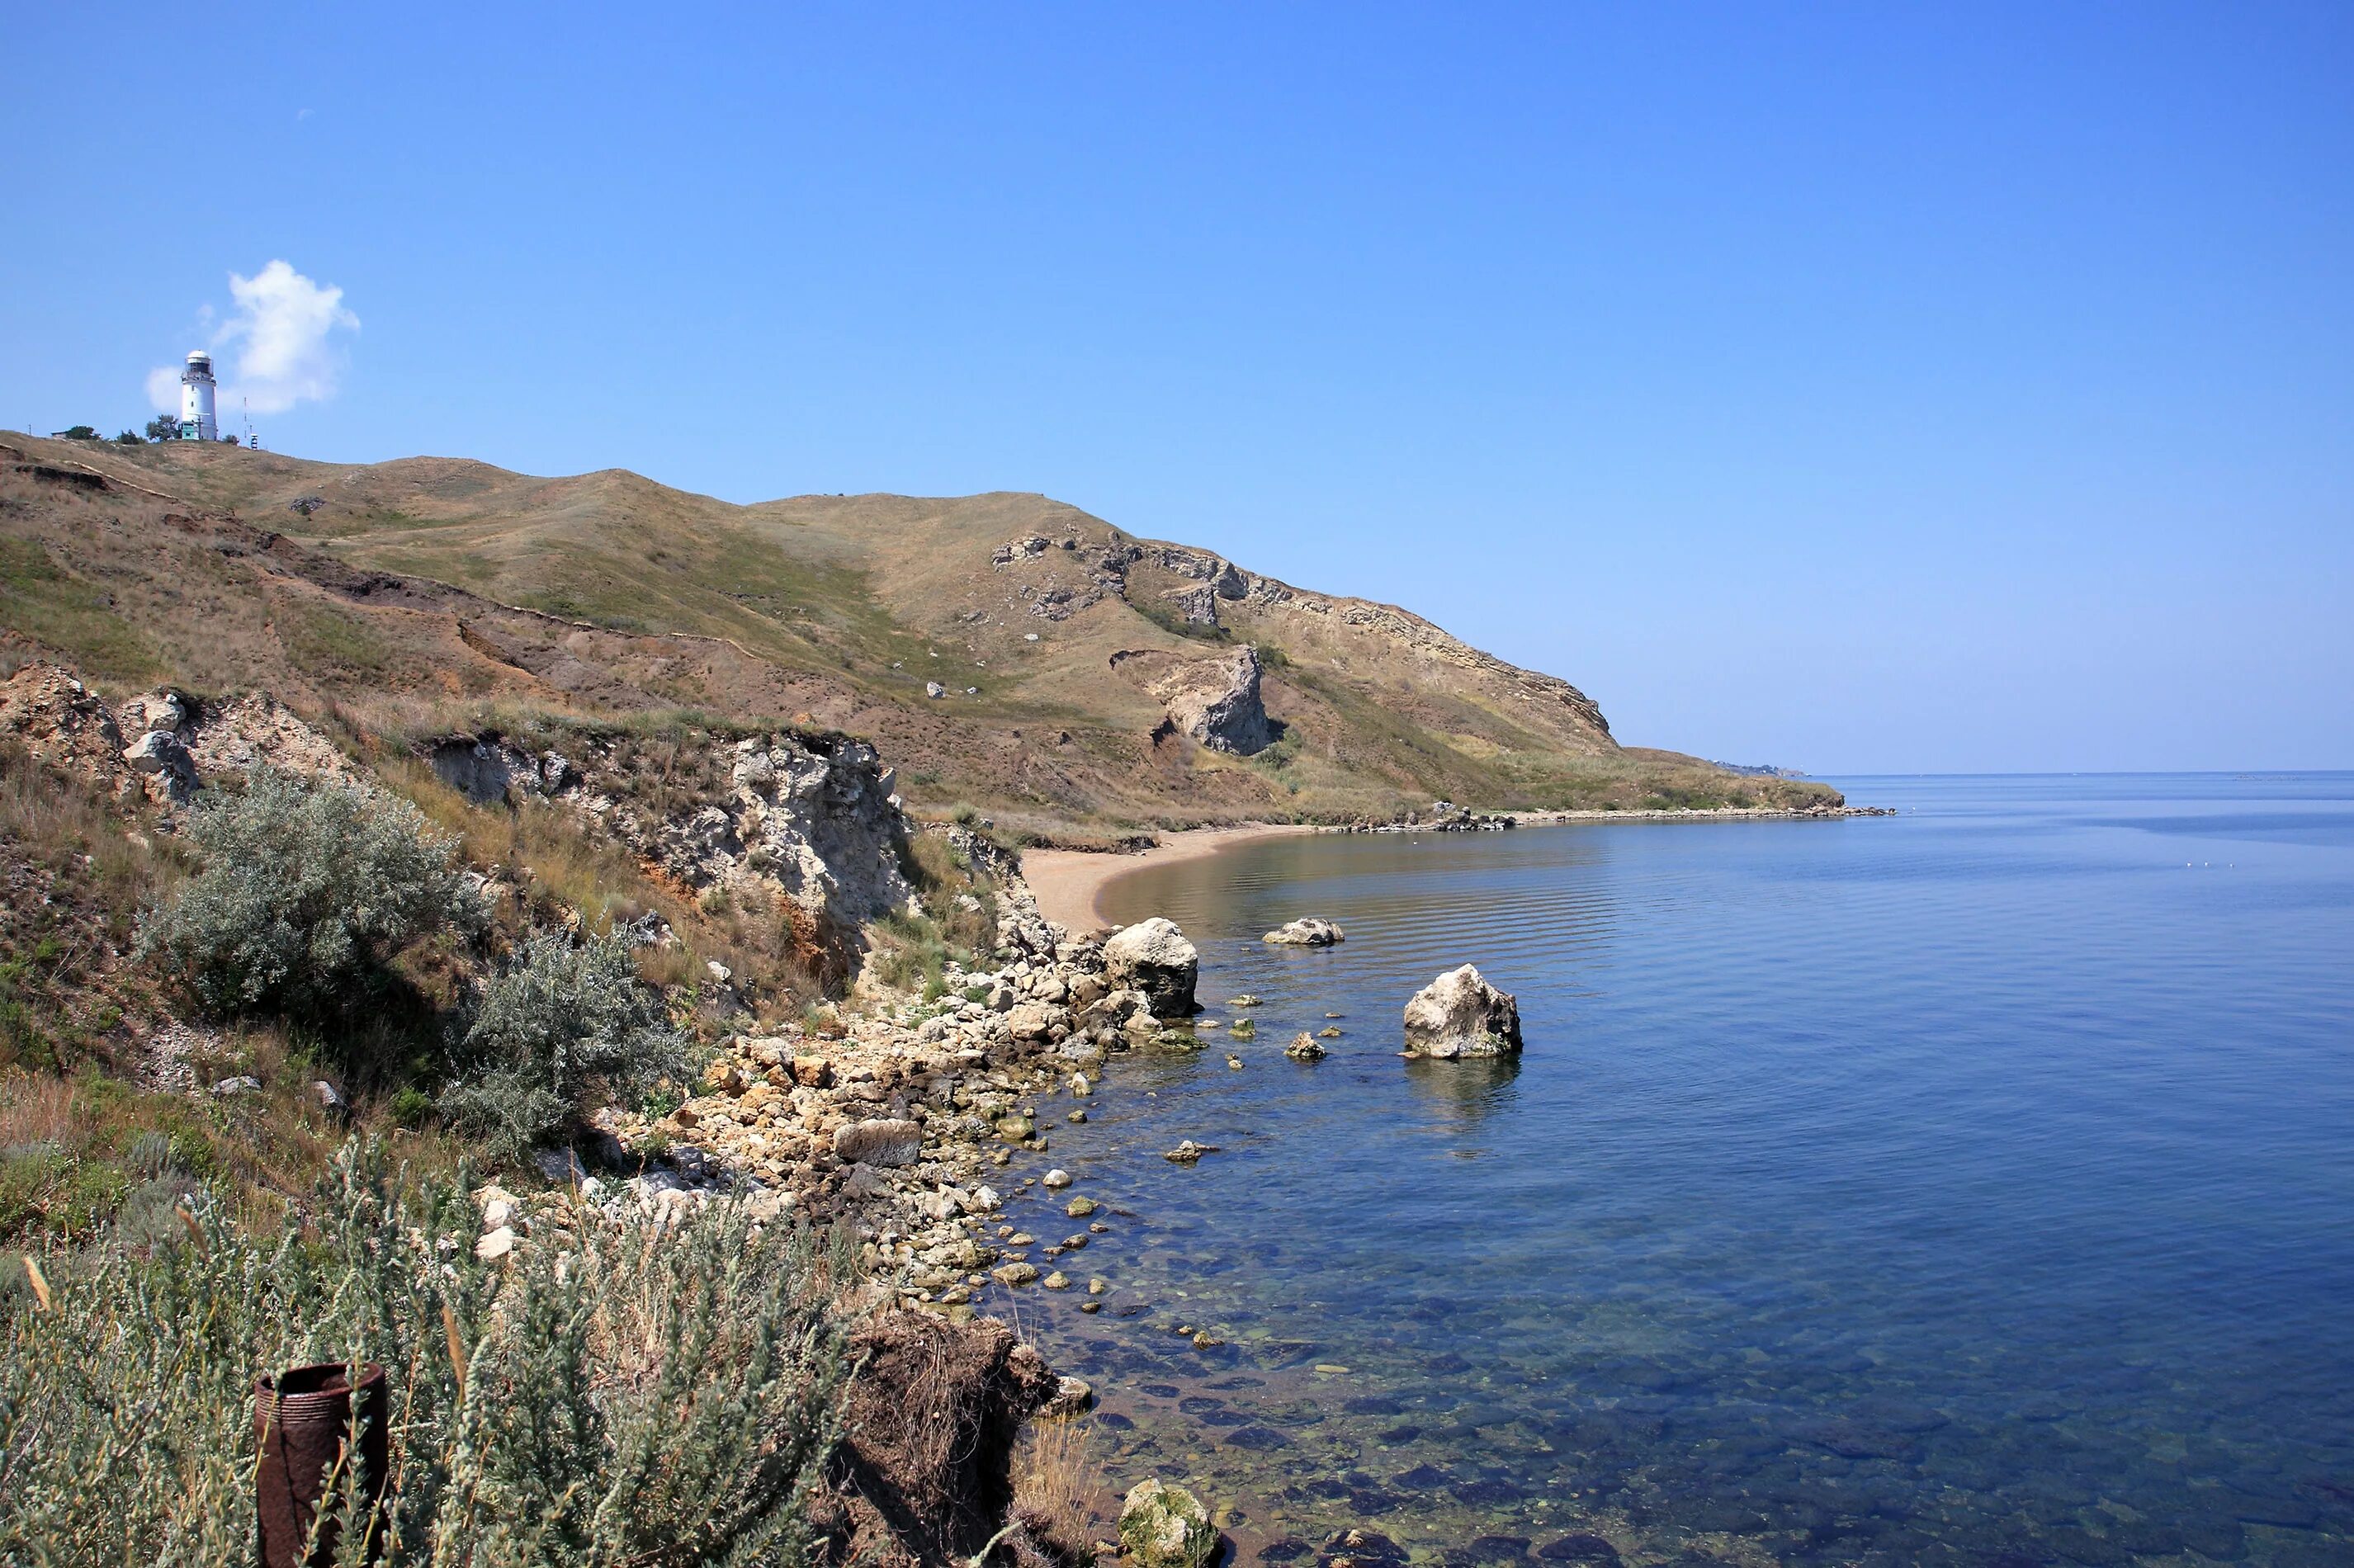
[460, 891, 1219, 1320]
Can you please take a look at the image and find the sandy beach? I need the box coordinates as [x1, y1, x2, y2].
[1022, 822, 1316, 930]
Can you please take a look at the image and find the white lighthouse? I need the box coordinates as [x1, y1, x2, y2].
[179, 351, 219, 442]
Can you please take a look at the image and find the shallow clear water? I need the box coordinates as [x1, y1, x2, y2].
[992, 776, 2354, 1566]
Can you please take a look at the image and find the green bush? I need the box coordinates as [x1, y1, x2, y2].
[439, 930, 688, 1164]
[0, 1142, 854, 1565]
[136, 771, 484, 1023]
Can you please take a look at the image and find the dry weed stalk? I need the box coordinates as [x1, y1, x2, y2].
[1013, 1417, 1106, 1556]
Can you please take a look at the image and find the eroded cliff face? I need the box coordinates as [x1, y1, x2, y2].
[428, 726, 917, 947]
[1108, 645, 1277, 756]
[0, 663, 357, 810]
[1116, 543, 1613, 749]
[980, 525, 1614, 763]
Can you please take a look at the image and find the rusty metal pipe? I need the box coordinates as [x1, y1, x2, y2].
[254, 1361, 389, 1568]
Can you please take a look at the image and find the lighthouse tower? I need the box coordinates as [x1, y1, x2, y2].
[178, 351, 219, 442]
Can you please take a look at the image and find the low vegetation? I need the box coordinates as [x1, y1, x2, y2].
[1013, 1419, 1108, 1559]
[0, 1143, 858, 1566]
[867, 827, 1004, 998]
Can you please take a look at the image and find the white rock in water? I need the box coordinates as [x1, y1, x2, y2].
[1042, 1169, 1073, 1188]
[1039, 1373, 1094, 1419]
[1263, 917, 1345, 946]
[1102, 918, 1198, 1018]
[1402, 964, 1523, 1058]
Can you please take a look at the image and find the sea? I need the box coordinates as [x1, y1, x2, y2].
[986, 774, 2354, 1567]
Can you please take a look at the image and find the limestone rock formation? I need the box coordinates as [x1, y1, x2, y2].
[1101, 918, 1198, 1018]
[1162, 645, 1275, 755]
[531, 728, 918, 952]
[1402, 964, 1524, 1058]
[121, 728, 196, 801]
[1263, 917, 1345, 946]
[1108, 645, 1278, 755]
[0, 664, 356, 809]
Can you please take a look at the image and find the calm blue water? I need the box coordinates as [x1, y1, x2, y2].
[991, 776, 2354, 1566]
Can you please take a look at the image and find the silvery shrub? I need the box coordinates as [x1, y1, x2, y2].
[441, 929, 690, 1162]
[137, 770, 485, 1021]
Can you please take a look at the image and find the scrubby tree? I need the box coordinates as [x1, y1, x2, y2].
[136, 770, 484, 1023]
[143, 414, 180, 442]
[441, 929, 688, 1161]
[57, 424, 98, 441]
[113, 429, 142, 445]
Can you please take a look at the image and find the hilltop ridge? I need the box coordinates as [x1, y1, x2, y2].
[0, 433, 1840, 831]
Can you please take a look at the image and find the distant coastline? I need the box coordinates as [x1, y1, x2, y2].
[1020, 803, 1892, 928]
[1023, 823, 1315, 928]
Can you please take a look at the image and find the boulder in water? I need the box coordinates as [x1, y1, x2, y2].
[1263, 917, 1345, 947]
[1103, 918, 1198, 1018]
[1402, 965, 1523, 1058]
[1121, 1479, 1217, 1568]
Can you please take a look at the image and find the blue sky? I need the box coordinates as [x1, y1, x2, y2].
[6, 4, 2349, 772]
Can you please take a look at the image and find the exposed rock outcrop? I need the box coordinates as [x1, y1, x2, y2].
[1162, 645, 1274, 755]
[456, 725, 919, 955]
[1264, 917, 1345, 946]
[1118, 540, 1614, 749]
[1108, 645, 1278, 756]
[1101, 918, 1198, 1018]
[2, 664, 132, 795]
[1402, 964, 1524, 1058]
[0, 664, 355, 809]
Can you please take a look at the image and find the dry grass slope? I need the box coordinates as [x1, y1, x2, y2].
[1, 432, 1841, 833]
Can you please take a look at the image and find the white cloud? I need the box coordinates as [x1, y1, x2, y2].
[147, 260, 360, 418]
[217, 261, 360, 413]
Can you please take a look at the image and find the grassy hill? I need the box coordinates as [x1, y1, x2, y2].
[0, 432, 1839, 834]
